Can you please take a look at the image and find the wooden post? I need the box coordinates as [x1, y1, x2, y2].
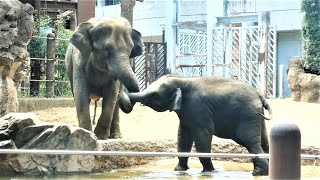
[46, 33, 55, 98]
[258, 12, 270, 97]
[270, 121, 301, 180]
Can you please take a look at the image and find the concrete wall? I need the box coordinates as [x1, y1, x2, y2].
[227, 0, 302, 31]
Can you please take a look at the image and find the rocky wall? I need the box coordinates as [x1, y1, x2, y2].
[0, 0, 35, 116]
[287, 57, 320, 103]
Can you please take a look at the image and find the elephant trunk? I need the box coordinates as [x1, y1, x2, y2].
[109, 54, 140, 93]
[127, 91, 146, 103]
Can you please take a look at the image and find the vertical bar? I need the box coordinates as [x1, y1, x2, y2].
[272, 26, 278, 98]
[279, 64, 284, 98]
[46, 33, 55, 98]
[154, 44, 158, 79]
[270, 121, 301, 179]
[144, 43, 149, 89]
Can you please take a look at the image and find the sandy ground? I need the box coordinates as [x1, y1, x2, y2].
[32, 98, 320, 147]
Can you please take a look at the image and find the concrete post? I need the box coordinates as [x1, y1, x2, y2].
[46, 33, 55, 98]
[270, 121, 301, 180]
[207, 0, 224, 76]
[165, 0, 177, 74]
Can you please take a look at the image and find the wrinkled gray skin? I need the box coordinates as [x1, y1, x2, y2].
[128, 74, 272, 176]
[65, 17, 142, 140]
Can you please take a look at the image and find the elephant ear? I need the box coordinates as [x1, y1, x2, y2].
[130, 29, 143, 58]
[170, 88, 182, 111]
[70, 19, 96, 55]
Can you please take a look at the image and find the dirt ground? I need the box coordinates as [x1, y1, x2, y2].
[32, 98, 320, 147]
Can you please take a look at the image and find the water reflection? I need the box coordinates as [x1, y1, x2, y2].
[0, 159, 319, 179]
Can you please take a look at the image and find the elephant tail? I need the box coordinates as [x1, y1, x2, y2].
[259, 94, 273, 120]
[92, 100, 98, 125]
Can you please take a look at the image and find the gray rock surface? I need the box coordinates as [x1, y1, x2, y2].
[0, 113, 99, 174]
[287, 57, 320, 103]
[0, 0, 35, 117]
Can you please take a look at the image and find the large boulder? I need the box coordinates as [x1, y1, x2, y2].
[0, 0, 35, 117]
[0, 113, 177, 175]
[0, 113, 99, 174]
[287, 57, 320, 103]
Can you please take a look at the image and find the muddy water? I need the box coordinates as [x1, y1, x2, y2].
[1, 159, 320, 179]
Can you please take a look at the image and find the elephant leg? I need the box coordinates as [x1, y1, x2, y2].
[193, 127, 214, 172]
[261, 121, 269, 153]
[73, 67, 92, 131]
[174, 123, 193, 171]
[109, 100, 122, 139]
[234, 123, 269, 176]
[94, 81, 119, 140]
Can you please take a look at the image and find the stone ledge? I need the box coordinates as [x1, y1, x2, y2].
[18, 98, 75, 112]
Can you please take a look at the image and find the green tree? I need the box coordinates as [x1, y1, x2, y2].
[25, 16, 73, 97]
[301, 0, 320, 74]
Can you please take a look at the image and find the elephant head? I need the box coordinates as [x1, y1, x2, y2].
[70, 17, 142, 93]
[128, 75, 182, 112]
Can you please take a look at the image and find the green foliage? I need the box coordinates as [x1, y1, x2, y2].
[24, 16, 73, 97]
[301, 0, 320, 73]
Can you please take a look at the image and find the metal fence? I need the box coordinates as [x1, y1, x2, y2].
[19, 35, 72, 98]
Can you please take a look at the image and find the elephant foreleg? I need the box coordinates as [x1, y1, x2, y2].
[174, 123, 193, 171]
[94, 81, 119, 140]
[73, 66, 92, 131]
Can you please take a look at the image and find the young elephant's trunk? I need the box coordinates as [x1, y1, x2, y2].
[127, 91, 146, 102]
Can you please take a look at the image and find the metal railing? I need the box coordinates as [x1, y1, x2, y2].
[0, 149, 317, 160]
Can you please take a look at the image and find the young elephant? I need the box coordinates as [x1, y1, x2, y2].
[128, 74, 272, 176]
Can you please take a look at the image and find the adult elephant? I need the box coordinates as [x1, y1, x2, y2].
[127, 74, 272, 176]
[65, 17, 142, 140]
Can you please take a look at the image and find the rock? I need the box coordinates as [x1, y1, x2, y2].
[0, 112, 100, 174]
[55, 128, 99, 173]
[287, 57, 320, 103]
[0, 113, 37, 141]
[14, 124, 55, 148]
[0, 0, 35, 117]
[0, 140, 16, 149]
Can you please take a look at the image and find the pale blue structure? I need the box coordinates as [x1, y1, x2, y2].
[96, 0, 303, 98]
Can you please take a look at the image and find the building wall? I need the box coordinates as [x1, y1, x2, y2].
[95, 0, 207, 42]
[227, 0, 302, 31]
[78, 0, 95, 23]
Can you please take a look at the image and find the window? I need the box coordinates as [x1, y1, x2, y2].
[105, 0, 121, 6]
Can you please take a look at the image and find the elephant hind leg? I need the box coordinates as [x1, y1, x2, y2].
[234, 136, 269, 176]
[261, 121, 269, 153]
[193, 128, 214, 172]
[109, 102, 122, 139]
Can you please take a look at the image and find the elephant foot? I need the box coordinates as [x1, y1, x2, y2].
[94, 129, 109, 140]
[95, 133, 109, 140]
[252, 167, 269, 176]
[109, 132, 122, 139]
[174, 164, 189, 171]
[201, 165, 215, 173]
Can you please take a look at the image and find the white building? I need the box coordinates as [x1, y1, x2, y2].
[96, 0, 303, 98]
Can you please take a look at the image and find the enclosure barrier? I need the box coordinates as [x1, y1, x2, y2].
[0, 149, 317, 160]
[270, 121, 302, 179]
